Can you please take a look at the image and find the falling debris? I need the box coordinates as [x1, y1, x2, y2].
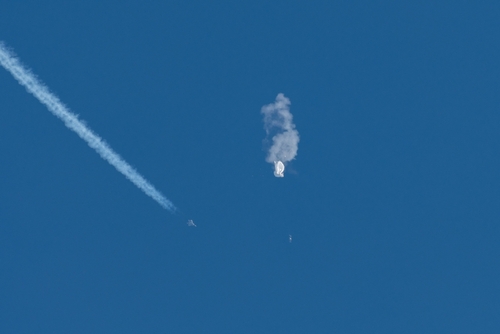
[289, 234, 292, 243]
[274, 161, 285, 177]
[187, 219, 196, 227]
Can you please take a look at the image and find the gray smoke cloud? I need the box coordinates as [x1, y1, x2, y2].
[261, 93, 299, 176]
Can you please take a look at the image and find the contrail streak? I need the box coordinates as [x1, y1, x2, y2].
[0, 42, 176, 212]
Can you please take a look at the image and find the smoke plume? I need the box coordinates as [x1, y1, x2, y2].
[261, 93, 299, 176]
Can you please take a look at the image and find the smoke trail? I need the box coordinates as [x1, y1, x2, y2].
[261, 93, 299, 177]
[0, 42, 176, 212]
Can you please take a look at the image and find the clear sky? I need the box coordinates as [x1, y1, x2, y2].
[1, 1, 499, 333]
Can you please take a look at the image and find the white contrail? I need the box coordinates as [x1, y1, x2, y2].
[0, 42, 176, 212]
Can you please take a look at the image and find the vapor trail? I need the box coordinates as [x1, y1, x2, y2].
[0, 42, 176, 212]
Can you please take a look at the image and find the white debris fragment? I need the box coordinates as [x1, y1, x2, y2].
[274, 161, 285, 178]
[187, 219, 196, 227]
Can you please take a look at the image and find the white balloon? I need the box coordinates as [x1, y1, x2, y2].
[274, 161, 285, 178]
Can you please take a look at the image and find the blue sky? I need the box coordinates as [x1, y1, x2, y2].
[1, 1, 500, 332]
